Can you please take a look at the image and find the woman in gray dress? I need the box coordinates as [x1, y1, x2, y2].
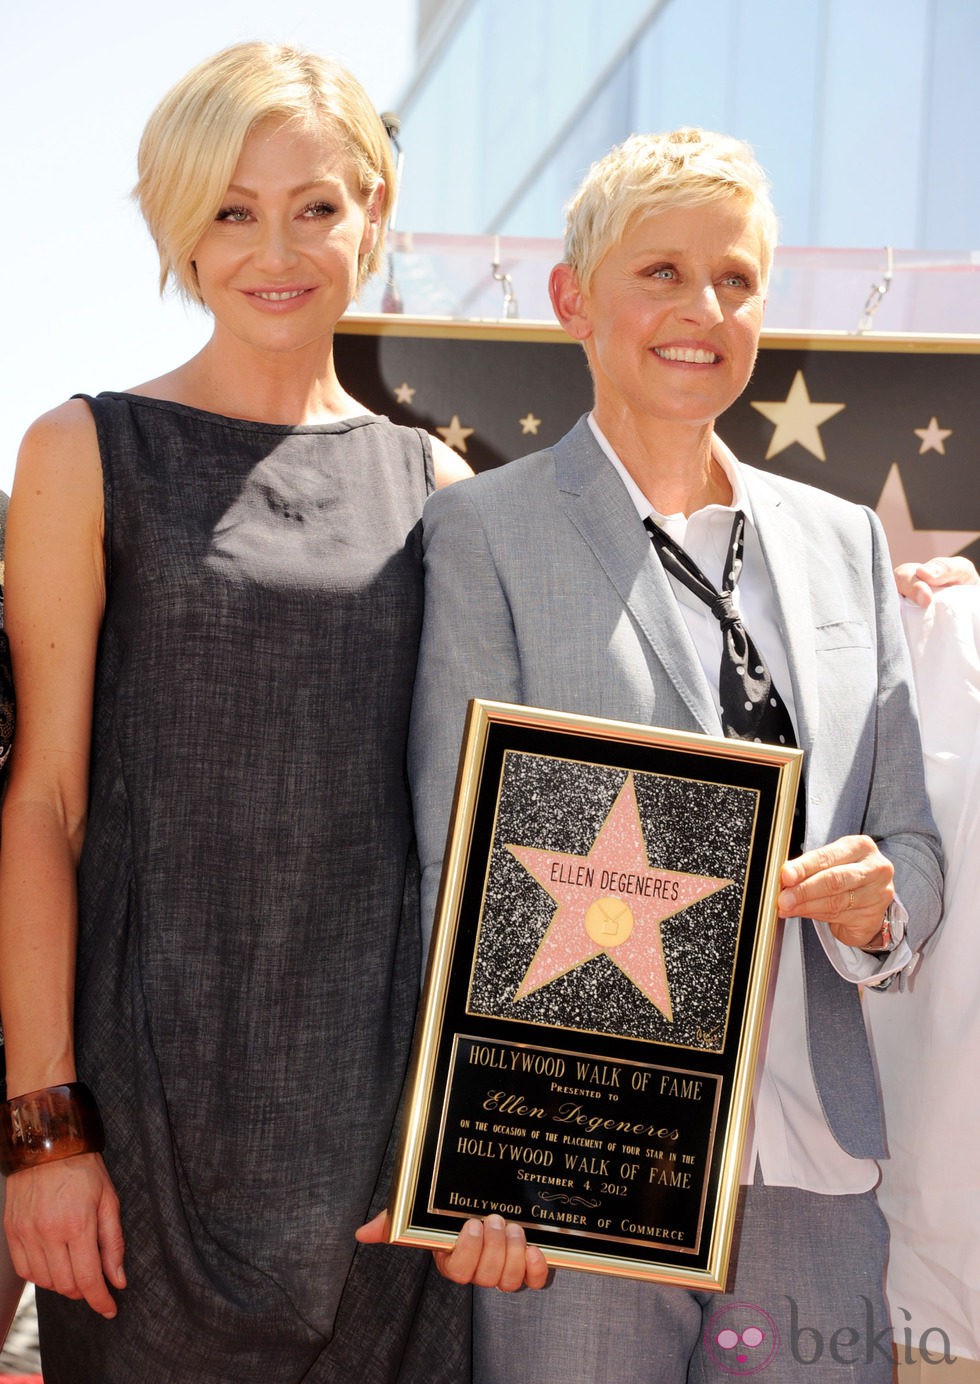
[0, 41, 469, 1383]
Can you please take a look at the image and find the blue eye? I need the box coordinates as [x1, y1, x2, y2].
[303, 201, 337, 218]
[215, 205, 250, 223]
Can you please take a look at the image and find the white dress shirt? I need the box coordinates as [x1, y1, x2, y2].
[589, 414, 905, 1194]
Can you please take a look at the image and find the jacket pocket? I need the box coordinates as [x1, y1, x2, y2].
[813, 619, 871, 652]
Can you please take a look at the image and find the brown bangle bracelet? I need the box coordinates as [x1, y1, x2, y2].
[0, 1082, 105, 1177]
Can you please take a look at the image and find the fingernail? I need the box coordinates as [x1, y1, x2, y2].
[486, 1214, 505, 1231]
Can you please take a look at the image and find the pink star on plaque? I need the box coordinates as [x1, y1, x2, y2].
[507, 773, 733, 1021]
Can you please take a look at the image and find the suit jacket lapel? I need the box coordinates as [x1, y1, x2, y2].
[742, 472, 883, 1154]
[552, 418, 720, 734]
[741, 467, 820, 758]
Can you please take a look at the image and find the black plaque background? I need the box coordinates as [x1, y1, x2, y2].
[432, 1035, 722, 1256]
[395, 712, 796, 1281]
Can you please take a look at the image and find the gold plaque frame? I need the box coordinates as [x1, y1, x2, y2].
[389, 700, 802, 1289]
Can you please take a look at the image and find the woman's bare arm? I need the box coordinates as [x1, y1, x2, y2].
[0, 400, 124, 1316]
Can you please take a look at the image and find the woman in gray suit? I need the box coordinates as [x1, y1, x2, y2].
[395, 129, 943, 1382]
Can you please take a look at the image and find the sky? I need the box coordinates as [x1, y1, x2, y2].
[0, 0, 418, 494]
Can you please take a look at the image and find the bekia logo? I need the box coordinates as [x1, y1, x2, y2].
[704, 1303, 780, 1375]
[704, 1296, 955, 1373]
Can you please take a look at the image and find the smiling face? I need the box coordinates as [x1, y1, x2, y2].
[551, 197, 766, 435]
[190, 116, 381, 357]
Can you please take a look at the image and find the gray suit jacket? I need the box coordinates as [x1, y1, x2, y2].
[409, 417, 942, 1161]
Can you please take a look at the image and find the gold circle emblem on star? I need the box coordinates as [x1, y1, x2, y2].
[585, 896, 635, 949]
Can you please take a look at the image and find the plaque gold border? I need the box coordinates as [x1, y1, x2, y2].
[388, 700, 803, 1290]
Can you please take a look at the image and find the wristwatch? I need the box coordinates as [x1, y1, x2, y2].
[861, 902, 905, 959]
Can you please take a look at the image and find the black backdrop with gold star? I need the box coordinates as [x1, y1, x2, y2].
[335, 322, 980, 567]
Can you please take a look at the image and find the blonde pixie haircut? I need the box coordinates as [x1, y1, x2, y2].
[135, 41, 395, 303]
[564, 127, 778, 289]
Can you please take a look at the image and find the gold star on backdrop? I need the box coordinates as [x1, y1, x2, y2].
[913, 416, 952, 455]
[875, 463, 980, 566]
[750, 370, 846, 461]
[393, 382, 416, 405]
[519, 412, 541, 435]
[437, 415, 475, 454]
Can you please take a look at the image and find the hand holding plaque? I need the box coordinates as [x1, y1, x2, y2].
[387, 700, 801, 1289]
[356, 1209, 549, 1291]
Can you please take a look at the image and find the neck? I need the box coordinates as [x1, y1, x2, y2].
[592, 407, 732, 516]
[137, 330, 366, 426]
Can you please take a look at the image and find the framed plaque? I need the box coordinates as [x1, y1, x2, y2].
[388, 700, 803, 1289]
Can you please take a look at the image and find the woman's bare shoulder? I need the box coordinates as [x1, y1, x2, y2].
[19, 396, 98, 456]
[431, 435, 474, 488]
[16, 398, 101, 492]
[11, 399, 104, 553]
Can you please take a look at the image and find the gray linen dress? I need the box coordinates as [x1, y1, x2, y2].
[36, 394, 470, 1383]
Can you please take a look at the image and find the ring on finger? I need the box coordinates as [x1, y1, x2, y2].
[848, 890, 855, 910]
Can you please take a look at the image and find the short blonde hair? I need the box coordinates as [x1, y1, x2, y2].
[135, 41, 395, 303]
[564, 128, 778, 289]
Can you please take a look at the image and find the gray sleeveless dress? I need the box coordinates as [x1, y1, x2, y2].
[36, 394, 470, 1383]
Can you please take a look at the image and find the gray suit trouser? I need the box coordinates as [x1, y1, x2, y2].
[474, 1181, 891, 1383]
